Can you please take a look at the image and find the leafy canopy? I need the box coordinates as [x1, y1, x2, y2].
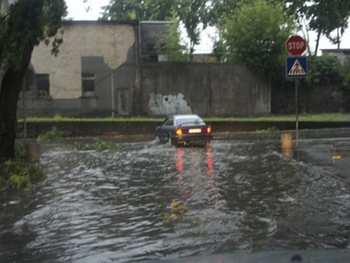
[0, 0, 67, 70]
[156, 11, 189, 62]
[306, 56, 345, 86]
[101, 0, 209, 53]
[219, 0, 295, 72]
[284, 0, 350, 54]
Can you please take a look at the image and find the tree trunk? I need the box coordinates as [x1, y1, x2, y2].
[314, 30, 322, 56]
[0, 53, 32, 162]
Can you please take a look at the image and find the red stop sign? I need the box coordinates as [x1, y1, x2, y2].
[286, 35, 306, 56]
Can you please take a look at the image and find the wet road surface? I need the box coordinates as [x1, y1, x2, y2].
[1, 138, 350, 262]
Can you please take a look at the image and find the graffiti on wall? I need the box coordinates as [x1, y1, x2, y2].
[148, 93, 192, 116]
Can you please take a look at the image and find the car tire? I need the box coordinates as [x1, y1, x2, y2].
[167, 136, 173, 147]
[154, 134, 161, 144]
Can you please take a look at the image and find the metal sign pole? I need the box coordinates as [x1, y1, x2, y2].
[22, 81, 27, 141]
[295, 79, 299, 147]
[286, 35, 307, 149]
[111, 72, 115, 118]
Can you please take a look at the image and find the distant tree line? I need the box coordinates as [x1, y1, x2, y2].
[101, 0, 350, 56]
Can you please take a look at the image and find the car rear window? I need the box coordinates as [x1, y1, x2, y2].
[176, 117, 204, 126]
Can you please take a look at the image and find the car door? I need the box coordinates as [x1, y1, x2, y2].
[157, 117, 174, 140]
[159, 117, 175, 140]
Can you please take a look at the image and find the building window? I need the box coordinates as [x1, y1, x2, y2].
[36, 74, 50, 94]
[82, 73, 95, 97]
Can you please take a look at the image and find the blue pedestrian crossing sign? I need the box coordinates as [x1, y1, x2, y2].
[286, 57, 307, 78]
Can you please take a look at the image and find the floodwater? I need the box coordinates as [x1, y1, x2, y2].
[1, 138, 350, 262]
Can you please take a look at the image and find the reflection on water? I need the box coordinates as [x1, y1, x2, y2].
[175, 147, 218, 203]
[1, 140, 350, 262]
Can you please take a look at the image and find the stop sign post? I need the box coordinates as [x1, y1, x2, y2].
[286, 35, 306, 56]
[285, 35, 307, 148]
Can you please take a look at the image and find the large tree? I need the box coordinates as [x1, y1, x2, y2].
[0, 0, 66, 162]
[157, 11, 189, 62]
[211, 0, 350, 55]
[285, 0, 350, 55]
[101, 0, 175, 21]
[219, 0, 295, 72]
[177, 0, 208, 53]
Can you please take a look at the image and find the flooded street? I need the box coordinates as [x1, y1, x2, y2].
[1, 138, 350, 262]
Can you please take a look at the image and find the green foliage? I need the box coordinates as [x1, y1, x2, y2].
[37, 126, 63, 142]
[305, 56, 345, 86]
[285, 0, 350, 55]
[101, 0, 350, 56]
[53, 113, 63, 120]
[157, 13, 189, 62]
[38, 90, 53, 105]
[162, 200, 199, 226]
[74, 139, 120, 151]
[344, 63, 350, 86]
[0, 158, 45, 189]
[219, 0, 295, 72]
[254, 126, 279, 134]
[176, 0, 208, 51]
[0, 0, 67, 162]
[102, 0, 209, 53]
[101, 0, 176, 21]
[0, 0, 67, 70]
[17, 114, 350, 123]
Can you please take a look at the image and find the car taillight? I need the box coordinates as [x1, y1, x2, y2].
[176, 128, 182, 135]
[206, 126, 212, 134]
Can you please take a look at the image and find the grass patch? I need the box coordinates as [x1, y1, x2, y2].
[37, 126, 63, 142]
[254, 126, 279, 134]
[18, 113, 350, 123]
[205, 113, 350, 122]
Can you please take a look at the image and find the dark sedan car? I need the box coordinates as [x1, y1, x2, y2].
[155, 114, 213, 147]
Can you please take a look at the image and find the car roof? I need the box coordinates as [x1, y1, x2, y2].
[169, 114, 201, 119]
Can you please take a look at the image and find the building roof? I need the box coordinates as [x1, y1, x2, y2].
[321, 49, 350, 52]
[62, 20, 137, 26]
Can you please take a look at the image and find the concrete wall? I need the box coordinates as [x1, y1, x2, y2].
[140, 62, 271, 117]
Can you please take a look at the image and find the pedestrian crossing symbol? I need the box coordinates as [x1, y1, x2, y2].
[286, 57, 307, 78]
[289, 60, 305, 75]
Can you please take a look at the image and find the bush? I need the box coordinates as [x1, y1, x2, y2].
[305, 56, 345, 86]
[0, 158, 45, 189]
[37, 126, 63, 142]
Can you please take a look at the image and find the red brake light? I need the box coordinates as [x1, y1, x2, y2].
[206, 126, 212, 134]
[176, 128, 182, 135]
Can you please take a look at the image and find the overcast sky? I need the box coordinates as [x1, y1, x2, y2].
[66, 0, 109, 21]
[65, 0, 350, 54]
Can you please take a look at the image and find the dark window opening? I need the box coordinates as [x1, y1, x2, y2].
[36, 74, 50, 94]
[82, 73, 95, 96]
[147, 44, 155, 52]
